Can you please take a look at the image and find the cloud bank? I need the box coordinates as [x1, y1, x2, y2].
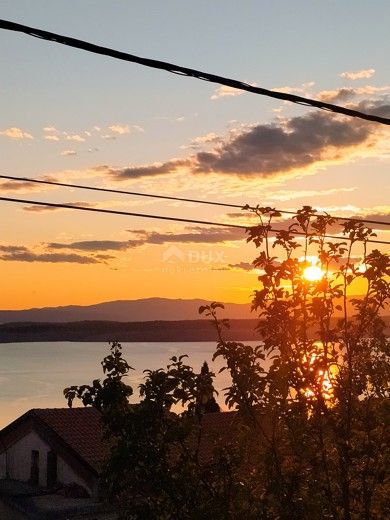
[0, 245, 99, 264]
[106, 104, 389, 181]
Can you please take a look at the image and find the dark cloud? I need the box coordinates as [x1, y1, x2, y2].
[23, 201, 94, 212]
[318, 88, 358, 103]
[94, 254, 116, 261]
[349, 213, 390, 230]
[0, 175, 58, 192]
[0, 245, 29, 253]
[212, 262, 254, 272]
[131, 226, 245, 244]
[226, 212, 257, 219]
[357, 101, 390, 118]
[194, 111, 371, 176]
[371, 105, 390, 117]
[1, 227, 247, 267]
[105, 106, 388, 180]
[104, 159, 189, 180]
[228, 262, 254, 271]
[0, 181, 39, 192]
[47, 240, 142, 252]
[0, 248, 99, 264]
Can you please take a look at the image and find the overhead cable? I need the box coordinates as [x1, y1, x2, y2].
[0, 19, 389, 126]
[1, 174, 389, 228]
[1, 196, 389, 245]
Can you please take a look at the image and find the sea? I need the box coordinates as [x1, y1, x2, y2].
[0, 341, 239, 428]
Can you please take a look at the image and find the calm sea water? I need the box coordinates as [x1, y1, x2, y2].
[0, 342, 235, 428]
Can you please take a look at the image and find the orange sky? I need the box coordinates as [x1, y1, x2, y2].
[0, 3, 389, 310]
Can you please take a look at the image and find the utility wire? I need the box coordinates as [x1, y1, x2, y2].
[1, 19, 389, 126]
[1, 174, 389, 228]
[1, 196, 389, 245]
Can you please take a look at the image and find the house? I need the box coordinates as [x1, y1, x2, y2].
[0, 407, 104, 498]
[0, 406, 242, 513]
[0, 407, 242, 517]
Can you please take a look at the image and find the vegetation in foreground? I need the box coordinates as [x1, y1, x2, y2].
[65, 207, 389, 520]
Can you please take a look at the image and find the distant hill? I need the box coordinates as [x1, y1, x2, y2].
[1, 317, 387, 343]
[0, 319, 259, 343]
[0, 298, 253, 324]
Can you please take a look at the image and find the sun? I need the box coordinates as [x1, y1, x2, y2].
[301, 256, 324, 282]
[303, 265, 324, 282]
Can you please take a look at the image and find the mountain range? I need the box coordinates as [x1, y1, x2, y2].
[0, 298, 253, 324]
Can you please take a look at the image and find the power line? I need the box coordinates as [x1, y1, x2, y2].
[1, 174, 389, 228]
[1, 19, 389, 126]
[1, 196, 389, 245]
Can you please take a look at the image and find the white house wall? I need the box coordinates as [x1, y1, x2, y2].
[0, 430, 94, 495]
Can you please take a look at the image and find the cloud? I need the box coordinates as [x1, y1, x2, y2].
[22, 201, 94, 213]
[318, 88, 358, 103]
[188, 133, 221, 148]
[60, 150, 77, 156]
[256, 187, 357, 203]
[0, 245, 99, 264]
[103, 124, 144, 140]
[225, 212, 258, 220]
[211, 86, 243, 100]
[47, 239, 142, 252]
[0, 225, 248, 268]
[43, 126, 57, 133]
[355, 99, 390, 118]
[105, 159, 190, 180]
[0, 245, 29, 253]
[273, 81, 315, 95]
[94, 254, 116, 261]
[192, 111, 375, 177]
[108, 124, 130, 135]
[227, 262, 254, 271]
[131, 226, 245, 245]
[44, 135, 60, 141]
[0, 127, 33, 140]
[340, 68, 375, 80]
[318, 85, 390, 103]
[65, 134, 85, 142]
[106, 103, 388, 181]
[0, 180, 46, 192]
[211, 82, 257, 100]
[348, 211, 390, 230]
[41, 227, 246, 258]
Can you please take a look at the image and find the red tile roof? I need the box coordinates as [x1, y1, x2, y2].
[1, 407, 240, 472]
[199, 411, 237, 464]
[31, 407, 104, 472]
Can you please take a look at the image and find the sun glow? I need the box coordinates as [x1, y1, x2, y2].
[301, 342, 338, 404]
[301, 256, 324, 282]
[303, 265, 324, 282]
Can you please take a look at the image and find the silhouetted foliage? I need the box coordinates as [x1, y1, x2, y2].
[66, 207, 389, 519]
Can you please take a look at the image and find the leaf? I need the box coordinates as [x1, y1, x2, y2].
[211, 302, 225, 310]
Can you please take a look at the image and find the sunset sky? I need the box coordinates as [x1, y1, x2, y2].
[0, 1, 389, 310]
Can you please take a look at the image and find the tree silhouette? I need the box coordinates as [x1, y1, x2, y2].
[65, 207, 389, 519]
